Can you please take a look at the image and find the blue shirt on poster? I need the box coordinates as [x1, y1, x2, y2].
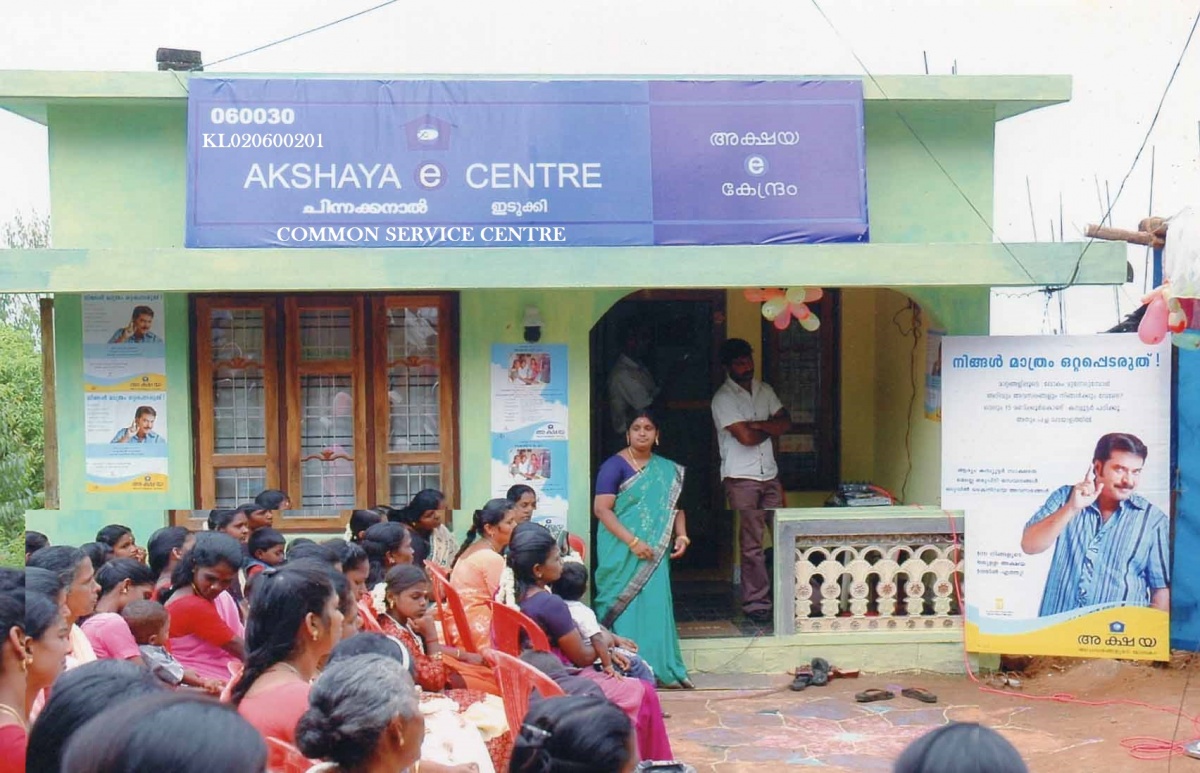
[108, 328, 161, 344]
[110, 428, 165, 444]
[1026, 485, 1170, 616]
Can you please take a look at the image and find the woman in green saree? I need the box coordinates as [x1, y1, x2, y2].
[592, 409, 693, 688]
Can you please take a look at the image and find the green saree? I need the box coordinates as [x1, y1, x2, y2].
[593, 453, 689, 686]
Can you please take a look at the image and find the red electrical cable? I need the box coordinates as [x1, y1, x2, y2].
[939, 507, 1199, 762]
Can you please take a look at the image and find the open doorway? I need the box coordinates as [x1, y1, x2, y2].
[591, 291, 759, 637]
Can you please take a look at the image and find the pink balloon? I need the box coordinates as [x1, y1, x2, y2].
[773, 310, 792, 330]
[804, 288, 824, 302]
[743, 288, 767, 303]
[763, 288, 786, 300]
[789, 302, 811, 320]
[1138, 295, 1170, 345]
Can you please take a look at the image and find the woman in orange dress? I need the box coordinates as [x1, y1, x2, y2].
[448, 499, 518, 651]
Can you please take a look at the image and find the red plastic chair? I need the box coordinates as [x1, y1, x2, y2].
[488, 600, 551, 656]
[484, 649, 566, 743]
[424, 560, 478, 654]
[218, 661, 242, 704]
[264, 737, 311, 773]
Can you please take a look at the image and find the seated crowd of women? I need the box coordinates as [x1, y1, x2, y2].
[6, 483, 680, 773]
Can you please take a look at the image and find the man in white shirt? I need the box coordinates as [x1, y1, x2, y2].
[711, 338, 791, 621]
[607, 317, 659, 439]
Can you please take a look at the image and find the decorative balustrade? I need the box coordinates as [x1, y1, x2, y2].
[775, 510, 965, 635]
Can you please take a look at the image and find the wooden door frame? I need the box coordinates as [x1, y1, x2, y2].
[589, 289, 729, 580]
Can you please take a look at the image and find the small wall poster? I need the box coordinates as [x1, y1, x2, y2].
[925, 329, 943, 421]
[490, 344, 568, 530]
[82, 294, 169, 492]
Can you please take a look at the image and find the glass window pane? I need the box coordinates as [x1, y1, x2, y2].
[211, 310, 267, 454]
[775, 322, 821, 424]
[300, 308, 352, 360]
[389, 464, 441, 506]
[214, 467, 266, 508]
[386, 306, 440, 451]
[300, 374, 356, 508]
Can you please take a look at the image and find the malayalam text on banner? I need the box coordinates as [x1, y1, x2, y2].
[942, 334, 1171, 661]
[186, 79, 868, 248]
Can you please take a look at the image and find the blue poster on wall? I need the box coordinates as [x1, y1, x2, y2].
[490, 344, 568, 530]
[186, 78, 868, 248]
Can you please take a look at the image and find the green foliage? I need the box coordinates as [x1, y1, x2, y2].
[2, 211, 49, 249]
[0, 407, 40, 565]
[0, 213, 51, 553]
[0, 324, 44, 495]
[1, 211, 50, 339]
[0, 328, 43, 559]
[0, 529, 21, 569]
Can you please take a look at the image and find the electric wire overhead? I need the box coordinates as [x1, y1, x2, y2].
[197, 0, 402, 71]
[807, 0, 1200, 294]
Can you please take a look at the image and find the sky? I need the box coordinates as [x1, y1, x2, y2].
[1, 0, 1197, 335]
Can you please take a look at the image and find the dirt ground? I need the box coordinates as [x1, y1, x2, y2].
[658, 654, 1200, 772]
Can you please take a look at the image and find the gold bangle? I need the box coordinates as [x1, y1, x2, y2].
[676, 535, 691, 545]
[628, 537, 641, 549]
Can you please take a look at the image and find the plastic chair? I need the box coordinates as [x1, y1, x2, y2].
[485, 649, 566, 743]
[488, 600, 551, 656]
[218, 661, 242, 704]
[264, 737, 311, 773]
[567, 533, 587, 561]
[425, 560, 478, 654]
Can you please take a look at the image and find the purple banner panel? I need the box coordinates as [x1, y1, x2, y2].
[186, 79, 867, 248]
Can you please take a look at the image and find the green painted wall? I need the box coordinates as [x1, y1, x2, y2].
[458, 288, 625, 539]
[26, 91, 1027, 540]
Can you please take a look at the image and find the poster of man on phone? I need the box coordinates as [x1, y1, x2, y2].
[82, 293, 167, 390]
[942, 334, 1172, 660]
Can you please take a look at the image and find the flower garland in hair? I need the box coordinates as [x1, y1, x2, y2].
[496, 566, 519, 609]
[342, 522, 354, 542]
[369, 582, 389, 617]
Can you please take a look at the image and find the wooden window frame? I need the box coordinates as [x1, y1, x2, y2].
[178, 292, 459, 532]
[192, 296, 282, 524]
[370, 294, 460, 510]
[761, 289, 840, 491]
[284, 295, 371, 526]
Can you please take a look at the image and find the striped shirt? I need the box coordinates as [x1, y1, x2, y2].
[1027, 485, 1170, 616]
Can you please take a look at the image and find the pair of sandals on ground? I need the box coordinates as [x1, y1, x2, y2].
[789, 658, 937, 704]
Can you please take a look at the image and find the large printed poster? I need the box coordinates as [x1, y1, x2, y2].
[490, 344, 568, 530]
[943, 334, 1171, 660]
[82, 294, 169, 492]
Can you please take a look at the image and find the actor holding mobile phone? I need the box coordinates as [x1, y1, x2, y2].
[1020, 432, 1169, 616]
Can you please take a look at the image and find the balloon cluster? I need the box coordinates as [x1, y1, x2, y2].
[1138, 286, 1199, 350]
[744, 287, 823, 332]
[1138, 206, 1200, 350]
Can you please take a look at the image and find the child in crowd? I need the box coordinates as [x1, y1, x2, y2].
[244, 528, 286, 580]
[376, 564, 491, 693]
[122, 599, 225, 694]
[552, 560, 654, 682]
[25, 530, 49, 561]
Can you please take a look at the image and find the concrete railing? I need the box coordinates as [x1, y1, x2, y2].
[774, 508, 965, 635]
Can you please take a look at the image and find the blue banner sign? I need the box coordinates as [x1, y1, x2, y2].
[186, 79, 868, 248]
